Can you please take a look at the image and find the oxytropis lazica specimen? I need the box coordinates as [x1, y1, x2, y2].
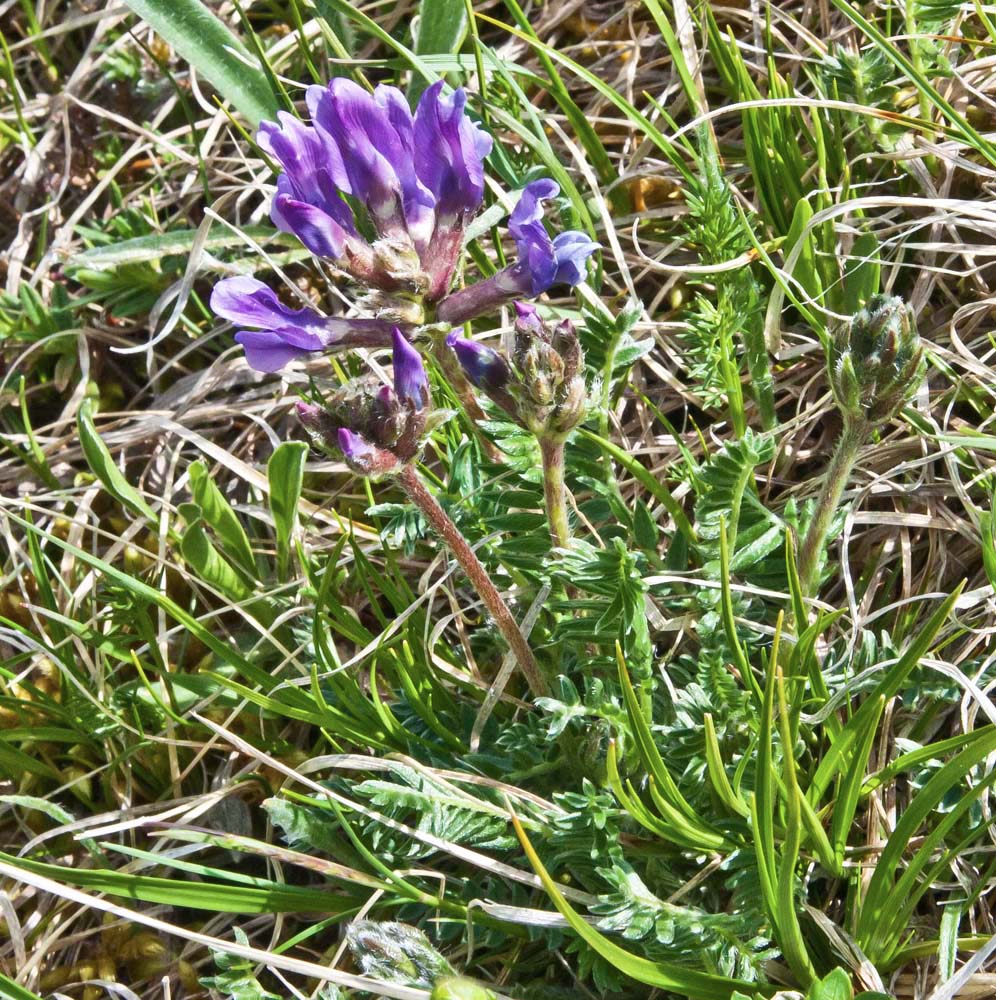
[210, 78, 599, 694]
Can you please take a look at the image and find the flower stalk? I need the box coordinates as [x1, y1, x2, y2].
[797, 294, 925, 599]
[796, 417, 866, 599]
[398, 463, 549, 698]
[539, 437, 570, 550]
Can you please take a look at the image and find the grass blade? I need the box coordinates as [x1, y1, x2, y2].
[122, 0, 280, 126]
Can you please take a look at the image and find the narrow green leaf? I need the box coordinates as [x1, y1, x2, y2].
[414, 0, 467, 64]
[938, 901, 963, 982]
[579, 428, 696, 547]
[0, 975, 45, 1000]
[267, 441, 308, 581]
[67, 225, 285, 269]
[78, 399, 160, 527]
[857, 725, 996, 954]
[774, 652, 818, 988]
[784, 198, 823, 306]
[617, 649, 726, 845]
[122, 0, 280, 126]
[809, 585, 964, 804]
[179, 504, 252, 601]
[703, 714, 750, 818]
[0, 851, 351, 914]
[830, 695, 885, 868]
[188, 461, 257, 573]
[842, 233, 881, 314]
[0, 739, 59, 781]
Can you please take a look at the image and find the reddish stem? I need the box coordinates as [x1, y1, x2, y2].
[398, 464, 548, 698]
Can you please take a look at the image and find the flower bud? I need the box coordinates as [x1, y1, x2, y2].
[297, 332, 433, 474]
[512, 303, 587, 439]
[446, 332, 511, 393]
[446, 303, 587, 441]
[392, 327, 430, 411]
[828, 295, 925, 425]
[336, 428, 399, 476]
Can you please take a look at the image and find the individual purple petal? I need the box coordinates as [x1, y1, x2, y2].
[211, 277, 326, 334]
[271, 183, 352, 259]
[337, 427, 373, 462]
[414, 82, 492, 225]
[552, 231, 599, 286]
[296, 401, 323, 427]
[508, 179, 561, 295]
[310, 79, 412, 238]
[513, 301, 542, 327]
[446, 331, 510, 391]
[392, 327, 429, 410]
[234, 330, 318, 373]
[257, 114, 356, 247]
[336, 428, 399, 476]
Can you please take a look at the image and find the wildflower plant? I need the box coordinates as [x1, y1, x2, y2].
[11, 6, 996, 1000]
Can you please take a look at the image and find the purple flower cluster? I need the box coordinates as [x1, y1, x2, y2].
[257, 79, 491, 301]
[211, 78, 598, 377]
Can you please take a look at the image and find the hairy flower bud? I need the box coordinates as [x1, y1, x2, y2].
[297, 329, 432, 475]
[512, 303, 587, 438]
[828, 294, 925, 425]
[447, 301, 587, 441]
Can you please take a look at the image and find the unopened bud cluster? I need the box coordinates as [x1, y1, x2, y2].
[448, 302, 587, 442]
[827, 294, 925, 426]
[298, 328, 431, 476]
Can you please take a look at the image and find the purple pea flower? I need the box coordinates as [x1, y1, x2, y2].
[256, 79, 492, 300]
[210, 276, 396, 373]
[392, 327, 429, 411]
[445, 330, 510, 392]
[436, 179, 599, 326]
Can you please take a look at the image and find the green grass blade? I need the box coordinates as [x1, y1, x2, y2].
[0, 975, 45, 1000]
[0, 850, 358, 914]
[830, 695, 885, 869]
[578, 428, 696, 547]
[809, 585, 964, 804]
[857, 725, 996, 958]
[122, 0, 280, 126]
[413, 0, 468, 87]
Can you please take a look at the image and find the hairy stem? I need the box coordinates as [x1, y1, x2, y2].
[797, 418, 868, 599]
[398, 463, 548, 698]
[539, 437, 570, 550]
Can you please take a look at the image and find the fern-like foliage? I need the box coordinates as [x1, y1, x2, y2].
[680, 142, 764, 410]
[591, 865, 777, 981]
